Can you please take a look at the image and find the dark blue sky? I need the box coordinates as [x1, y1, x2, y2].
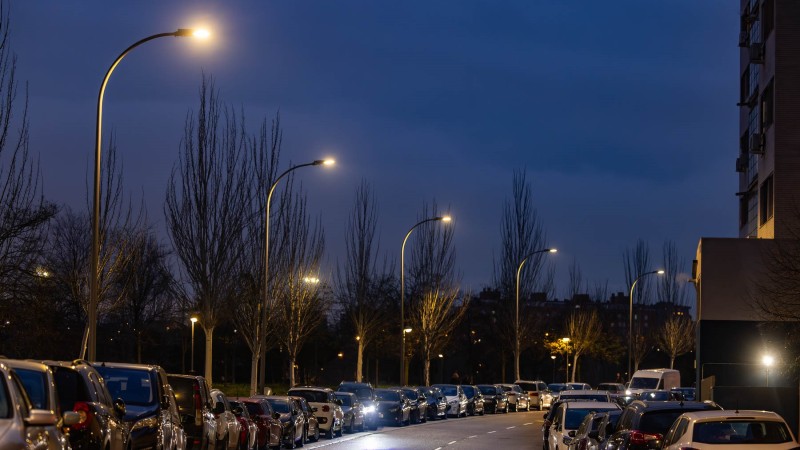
[12, 1, 737, 298]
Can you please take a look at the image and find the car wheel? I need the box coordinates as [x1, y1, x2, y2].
[325, 426, 333, 440]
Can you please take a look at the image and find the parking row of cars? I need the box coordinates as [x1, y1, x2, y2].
[538, 383, 798, 450]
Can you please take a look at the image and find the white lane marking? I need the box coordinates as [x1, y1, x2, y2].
[448, 441, 457, 445]
[524, 422, 533, 425]
[506, 426, 516, 429]
[488, 430, 496, 434]
[468, 435, 478, 438]
[435, 448, 442, 450]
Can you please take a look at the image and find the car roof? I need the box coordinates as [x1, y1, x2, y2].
[93, 361, 161, 371]
[626, 400, 719, 412]
[680, 410, 784, 421]
[514, 379, 545, 383]
[289, 386, 333, 392]
[334, 391, 356, 397]
[564, 401, 620, 410]
[1, 359, 50, 372]
[561, 390, 603, 395]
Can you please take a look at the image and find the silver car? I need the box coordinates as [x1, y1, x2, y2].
[2, 359, 80, 450]
[498, 383, 530, 412]
[0, 361, 69, 450]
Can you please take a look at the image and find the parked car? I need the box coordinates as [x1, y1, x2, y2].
[544, 398, 595, 447]
[208, 389, 241, 450]
[94, 362, 185, 450]
[602, 400, 722, 450]
[661, 409, 797, 449]
[260, 396, 305, 449]
[566, 410, 622, 450]
[596, 383, 626, 395]
[228, 400, 257, 450]
[42, 359, 130, 450]
[336, 382, 377, 430]
[432, 384, 468, 417]
[416, 386, 447, 420]
[637, 390, 683, 402]
[237, 397, 282, 450]
[477, 384, 508, 414]
[333, 391, 364, 432]
[0, 361, 70, 450]
[373, 388, 411, 426]
[669, 387, 696, 401]
[568, 383, 593, 391]
[286, 387, 343, 439]
[168, 374, 217, 450]
[2, 359, 80, 450]
[498, 383, 529, 412]
[515, 380, 549, 410]
[290, 397, 320, 443]
[548, 401, 620, 450]
[399, 387, 428, 423]
[460, 385, 484, 416]
[558, 390, 611, 403]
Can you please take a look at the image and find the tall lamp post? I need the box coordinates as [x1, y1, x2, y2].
[86, 28, 210, 361]
[550, 355, 556, 382]
[627, 270, 665, 379]
[190, 317, 198, 373]
[515, 248, 557, 380]
[400, 215, 451, 385]
[258, 159, 334, 392]
[561, 337, 571, 382]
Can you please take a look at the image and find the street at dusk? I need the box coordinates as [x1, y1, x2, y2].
[2, 1, 800, 450]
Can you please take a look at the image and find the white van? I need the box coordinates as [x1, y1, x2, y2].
[626, 369, 680, 396]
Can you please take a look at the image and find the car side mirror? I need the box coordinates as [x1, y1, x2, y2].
[62, 411, 81, 426]
[272, 412, 280, 420]
[232, 406, 243, 415]
[25, 409, 57, 426]
[113, 398, 127, 416]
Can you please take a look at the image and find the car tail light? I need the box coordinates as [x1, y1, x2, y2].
[72, 401, 93, 431]
[530, 392, 539, 397]
[629, 431, 662, 445]
[322, 405, 330, 412]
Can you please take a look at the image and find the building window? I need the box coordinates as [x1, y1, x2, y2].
[760, 174, 774, 225]
[761, 78, 774, 128]
[740, 195, 748, 228]
[740, 70, 750, 104]
[762, 0, 774, 41]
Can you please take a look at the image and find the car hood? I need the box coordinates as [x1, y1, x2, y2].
[124, 403, 159, 423]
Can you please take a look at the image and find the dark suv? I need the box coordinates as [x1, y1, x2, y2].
[602, 400, 722, 450]
[336, 382, 378, 430]
[93, 362, 183, 450]
[168, 374, 217, 450]
[42, 359, 130, 450]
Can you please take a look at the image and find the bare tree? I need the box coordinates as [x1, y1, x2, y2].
[623, 239, 653, 305]
[335, 180, 392, 382]
[566, 309, 602, 382]
[405, 201, 464, 385]
[657, 240, 689, 307]
[655, 316, 695, 369]
[591, 280, 609, 302]
[271, 185, 326, 387]
[631, 323, 651, 372]
[0, 3, 57, 336]
[165, 76, 251, 384]
[566, 258, 585, 301]
[112, 230, 175, 363]
[492, 170, 551, 381]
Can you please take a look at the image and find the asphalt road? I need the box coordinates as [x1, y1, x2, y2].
[303, 408, 546, 450]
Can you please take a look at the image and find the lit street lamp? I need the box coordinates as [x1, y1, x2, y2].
[550, 355, 556, 382]
[561, 337, 570, 382]
[762, 354, 774, 386]
[87, 28, 210, 361]
[627, 270, 665, 378]
[515, 248, 557, 380]
[258, 159, 334, 393]
[190, 316, 198, 373]
[400, 216, 451, 385]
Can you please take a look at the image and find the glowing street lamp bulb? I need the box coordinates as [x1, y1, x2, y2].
[549, 248, 558, 253]
[190, 317, 198, 323]
[193, 29, 210, 39]
[323, 159, 335, 166]
[438, 354, 444, 358]
[657, 270, 665, 275]
[403, 328, 413, 333]
[441, 216, 452, 222]
[561, 337, 571, 343]
[763, 355, 775, 366]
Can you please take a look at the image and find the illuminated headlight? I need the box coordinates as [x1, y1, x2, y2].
[132, 416, 159, 431]
[625, 389, 632, 395]
[363, 405, 375, 414]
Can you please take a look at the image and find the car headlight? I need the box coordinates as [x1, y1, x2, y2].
[363, 405, 375, 413]
[625, 389, 632, 395]
[132, 416, 159, 432]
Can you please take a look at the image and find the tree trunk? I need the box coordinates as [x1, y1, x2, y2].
[249, 352, 259, 395]
[424, 358, 431, 386]
[205, 326, 214, 387]
[514, 336, 521, 381]
[670, 356, 675, 369]
[289, 355, 296, 387]
[571, 353, 580, 382]
[356, 339, 364, 382]
[136, 331, 142, 364]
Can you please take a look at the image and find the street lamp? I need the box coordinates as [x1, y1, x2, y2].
[762, 354, 774, 386]
[550, 355, 556, 382]
[627, 270, 665, 378]
[190, 316, 198, 373]
[258, 159, 335, 392]
[400, 216, 451, 385]
[561, 337, 571, 382]
[87, 28, 211, 361]
[439, 353, 445, 384]
[515, 248, 557, 380]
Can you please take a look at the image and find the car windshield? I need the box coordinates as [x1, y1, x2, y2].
[566, 407, 617, 429]
[549, 384, 569, 392]
[629, 377, 659, 389]
[375, 391, 400, 402]
[95, 367, 154, 406]
[641, 410, 698, 434]
[640, 391, 671, 401]
[335, 395, 352, 406]
[289, 390, 329, 403]
[462, 386, 475, 398]
[168, 377, 196, 412]
[478, 386, 497, 395]
[516, 382, 537, 391]
[51, 367, 91, 412]
[14, 368, 48, 410]
[693, 420, 792, 444]
[266, 399, 289, 414]
[245, 402, 264, 416]
[437, 386, 457, 396]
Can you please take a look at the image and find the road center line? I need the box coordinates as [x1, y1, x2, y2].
[434, 448, 442, 450]
[469, 435, 478, 438]
[448, 440, 457, 445]
[488, 430, 496, 434]
[506, 426, 516, 429]
[524, 422, 533, 425]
